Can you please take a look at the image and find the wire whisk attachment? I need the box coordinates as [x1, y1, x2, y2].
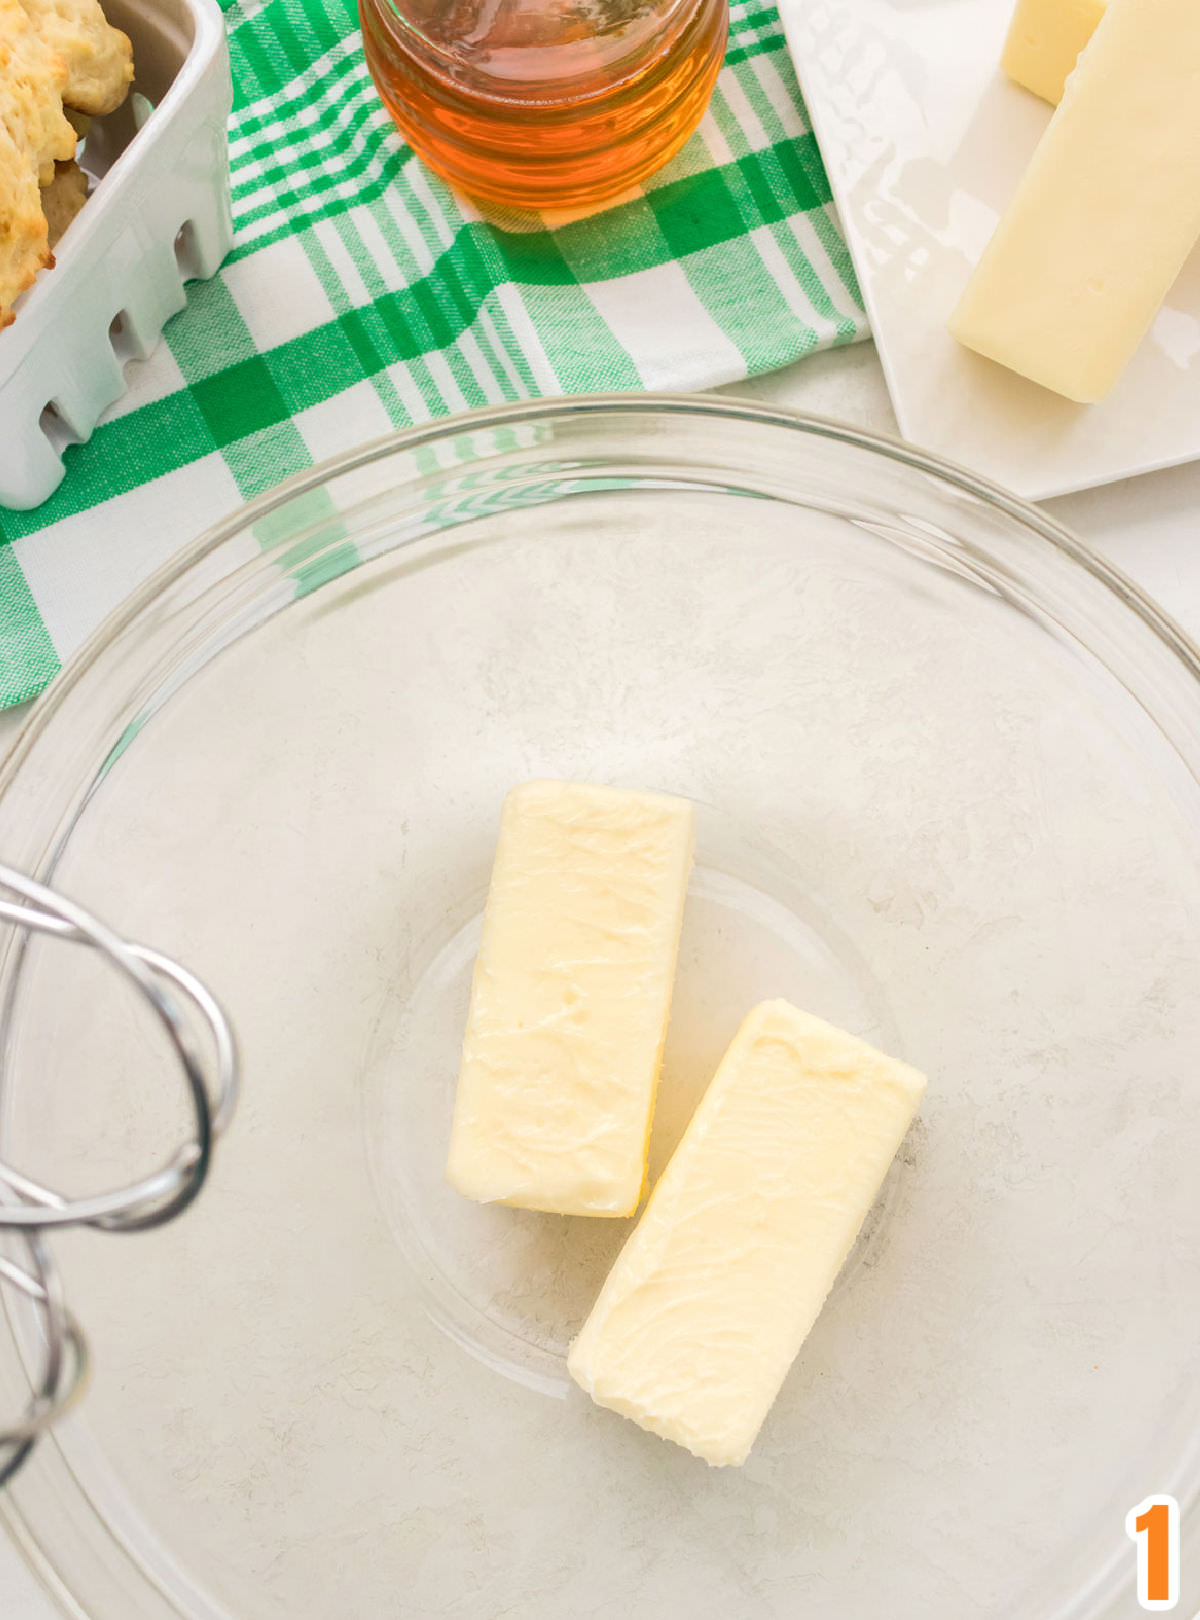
[0, 864, 238, 1486]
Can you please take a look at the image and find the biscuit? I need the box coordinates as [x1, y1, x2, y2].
[0, 0, 76, 184]
[0, 119, 50, 324]
[41, 154, 86, 246]
[18, 0, 132, 117]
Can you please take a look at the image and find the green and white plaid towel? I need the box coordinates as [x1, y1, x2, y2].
[0, 0, 865, 709]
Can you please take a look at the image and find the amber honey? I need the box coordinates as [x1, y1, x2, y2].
[359, 0, 729, 211]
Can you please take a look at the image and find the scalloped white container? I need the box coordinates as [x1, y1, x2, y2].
[0, 0, 232, 510]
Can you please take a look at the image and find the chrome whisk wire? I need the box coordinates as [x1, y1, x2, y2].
[0, 863, 238, 1486]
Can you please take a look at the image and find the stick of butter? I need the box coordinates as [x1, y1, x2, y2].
[1002, 0, 1106, 104]
[447, 781, 694, 1218]
[568, 1001, 926, 1466]
[950, 0, 1200, 403]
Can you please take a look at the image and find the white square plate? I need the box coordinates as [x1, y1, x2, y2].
[775, 0, 1200, 498]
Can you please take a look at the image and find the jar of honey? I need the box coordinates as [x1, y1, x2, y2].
[359, 0, 730, 211]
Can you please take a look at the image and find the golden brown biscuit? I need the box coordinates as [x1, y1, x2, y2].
[0, 120, 51, 324]
[17, 0, 132, 117]
[0, 0, 76, 184]
[41, 155, 87, 246]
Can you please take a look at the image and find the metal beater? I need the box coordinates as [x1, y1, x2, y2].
[0, 863, 238, 1486]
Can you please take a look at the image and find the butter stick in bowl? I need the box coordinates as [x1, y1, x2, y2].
[569, 1000, 926, 1466]
[447, 780, 694, 1219]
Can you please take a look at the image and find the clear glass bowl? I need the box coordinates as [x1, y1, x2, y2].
[2, 396, 1200, 1620]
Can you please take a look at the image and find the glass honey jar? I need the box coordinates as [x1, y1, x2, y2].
[359, 0, 730, 211]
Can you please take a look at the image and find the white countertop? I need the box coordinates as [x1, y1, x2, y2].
[2, 339, 1199, 1617]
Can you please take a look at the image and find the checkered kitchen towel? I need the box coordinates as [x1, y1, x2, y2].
[0, 0, 865, 708]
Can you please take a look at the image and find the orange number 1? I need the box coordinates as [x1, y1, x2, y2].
[1126, 1495, 1180, 1610]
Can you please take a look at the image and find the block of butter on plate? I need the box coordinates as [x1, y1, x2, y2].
[568, 1000, 926, 1466]
[950, 0, 1200, 402]
[446, 780, 694, 1218]
[1002, 0, 1105, 104]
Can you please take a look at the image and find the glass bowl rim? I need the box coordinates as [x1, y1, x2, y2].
[3, 389, 1200, 1619]
[5, 391, 1199, 805]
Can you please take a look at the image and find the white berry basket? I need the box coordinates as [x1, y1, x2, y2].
[0, 0, 233, 510]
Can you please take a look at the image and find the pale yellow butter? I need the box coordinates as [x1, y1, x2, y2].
[1002, 0, 1106, 105]
[568, 1000, 926, 1466]
[951, 0, 1200, 403]
[446, 781, 694, 1218]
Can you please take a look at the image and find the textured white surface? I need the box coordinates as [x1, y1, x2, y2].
[0, 1551, 54, 1620]
[775, 0, 1200, 496]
